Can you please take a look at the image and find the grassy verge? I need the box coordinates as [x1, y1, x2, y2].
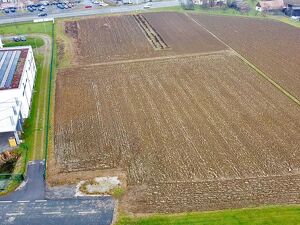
[55, 20, 72, 68]
[46, 22, 58, 180]
[3, 37, 44, 49]
[22, 54, 45, 160]
[0, 22, 52, 36]
[116, 206, 300, 225]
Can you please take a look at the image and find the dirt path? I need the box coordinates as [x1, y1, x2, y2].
[68, 49, 233, 69]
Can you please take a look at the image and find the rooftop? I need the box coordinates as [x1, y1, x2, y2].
[0, 47, 29, 90]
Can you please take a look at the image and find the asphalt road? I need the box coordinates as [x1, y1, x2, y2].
[0, 1, 179, 25]
[0, 198, 115, 225]
[0, 161, 45, 201]
[0, 161, 115, 225]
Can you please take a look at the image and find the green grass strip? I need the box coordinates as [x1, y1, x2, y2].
[116, 205, 300, 225]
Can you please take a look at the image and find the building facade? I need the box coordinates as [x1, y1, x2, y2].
[0, 46, 36, 144]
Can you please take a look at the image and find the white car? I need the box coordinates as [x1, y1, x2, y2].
[144, 2, 152, 8]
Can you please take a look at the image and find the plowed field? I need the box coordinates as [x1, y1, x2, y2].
[55, 52, 300, 212]
[143, 12, 226, 54]
[190, 14, 300, 99]
[53, 12, 300, 213]
[63, 13, 226, 64]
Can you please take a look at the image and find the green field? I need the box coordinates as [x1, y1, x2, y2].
[0, 22, 52, 36]
[117, 206, 300, 225]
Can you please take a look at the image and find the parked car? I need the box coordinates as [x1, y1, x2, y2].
[41, 1, 50, 5]
[20, 36, 26, 41]
[144, 2, 152, 8]
[57, 3, 65, 8]
[13, 36, 20, 42]
[38, 12, 47, 16]
[27, 6, 34, 12]
[85, 5, 92, 8]
[10, 8, 16, 13]
[4, 8, 10, 13]
[38, 6, 45, 11]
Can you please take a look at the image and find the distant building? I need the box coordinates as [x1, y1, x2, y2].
[0, 0, 26, 9]
[0, 46, 36, 145]
[193, 0, 227, 6]
[284, 0, 300, 16]
[256, 0, 284, 11]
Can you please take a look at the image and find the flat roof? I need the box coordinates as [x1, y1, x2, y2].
[0, 47, 29, 90]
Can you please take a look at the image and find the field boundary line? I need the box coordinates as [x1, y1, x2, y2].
[185, 13, 300, 107]
[64, 50, 233, 69]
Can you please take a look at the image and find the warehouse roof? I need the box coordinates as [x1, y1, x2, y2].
[0, 47, 29, 90]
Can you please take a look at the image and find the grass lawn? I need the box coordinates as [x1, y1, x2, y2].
[3, 37, 44, 49]
[117, 206, 300, 225]
[0, 22, 52, 36]
[22, 53, 45, 160]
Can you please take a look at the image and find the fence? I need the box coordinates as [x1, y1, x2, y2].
[44, 22, 55, 178]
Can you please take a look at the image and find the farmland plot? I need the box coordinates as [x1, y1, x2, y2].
[64, 15, 157, 64]
[55, 52, 300, 212]
[143, 12, 226, 54]
[190, 14, 300, 99]
[63, 13, 227, 65]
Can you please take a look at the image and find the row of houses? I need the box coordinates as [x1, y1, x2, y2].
[256, 0, 300, 17]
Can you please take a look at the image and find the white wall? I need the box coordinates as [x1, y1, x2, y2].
[0, 46, 36, 133]
[0, 89, 21, 132]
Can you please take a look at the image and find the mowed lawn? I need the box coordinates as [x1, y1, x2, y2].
[0, 22, 52, 35]
[117, 206, 300, 225]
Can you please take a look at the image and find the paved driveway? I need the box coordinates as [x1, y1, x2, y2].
[0, 161, 115, 225]
[0, 161, 45, 201]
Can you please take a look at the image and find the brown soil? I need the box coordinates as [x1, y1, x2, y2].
[51, 12, 300, 213]
[62, 13, 226, 65]
[53, 52, 300, 212]
[190, 14, 300, 99]
[143, 12, 227, 54]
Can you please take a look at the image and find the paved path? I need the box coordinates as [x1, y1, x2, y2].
[0, 1, 179, 25]
[0, 161, 115, 225]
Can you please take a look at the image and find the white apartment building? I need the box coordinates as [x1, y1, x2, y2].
[0, 46, 36, 144]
